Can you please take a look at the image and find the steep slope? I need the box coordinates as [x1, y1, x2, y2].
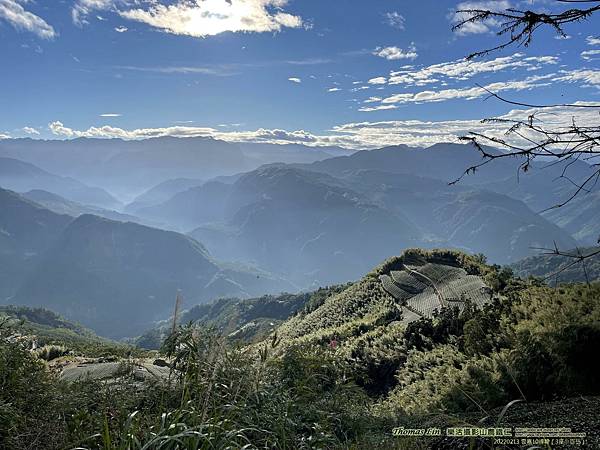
[0, 187, 72, 299]
[301, 143, 600, 244]
[189, 166, 423, 285]
[125, 177, 204, 214]
[307, 169, 577, 263]
[434, 190, 577, 263]
[0, 305, 106, 350]
[13, 214, 293, 338]
[136, 180, 233, 230]
[541, 191, 600, 245]
[511, 246, 600, 283]
[275, 249, 494, 346]
[480, 158, 598, 212]
[0, 157, 121, 209]
[136, 285, 348, 349]
[23, 189, 139, 223]
[145, 163, 580, 284]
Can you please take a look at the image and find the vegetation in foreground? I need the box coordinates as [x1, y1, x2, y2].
[1, 250, 600, 449]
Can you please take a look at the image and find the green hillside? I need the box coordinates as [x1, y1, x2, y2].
[136, 285, 350, 349]
[276, 249, 493, 343]
[0, 305, 132, 356]
[2, 249, 599, 449]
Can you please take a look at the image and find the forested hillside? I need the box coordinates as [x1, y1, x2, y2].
[136, 285, 350, 349]
[3, 249, 599, 449]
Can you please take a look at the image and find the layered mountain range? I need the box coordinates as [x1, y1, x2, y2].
[134, 143, 585, 285]
[0, 187, 293, 337]
[1, 137, 597, 337]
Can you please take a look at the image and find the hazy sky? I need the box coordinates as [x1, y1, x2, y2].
[0, 0, 598, 148]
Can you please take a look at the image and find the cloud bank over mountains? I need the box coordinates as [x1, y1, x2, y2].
[46, 102, 600, 150]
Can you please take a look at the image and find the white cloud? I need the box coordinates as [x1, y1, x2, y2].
[452, 0, 511, 35]
[368, 77, 387, 85]
[48, 121, 325, 146]
[363, 97, 382, 103]
[553, 69, 600, 88]
[384, 11, 405, 30]
[120, 0, 303, 38]
[586, 35, 600, 46]
[581, 50, 600, 61]
[373, 44, 418, 61]
[47, 102, 600, 150]
[358, 104, 397, 112]
[0, 132, 10, 139]
[379, 74, 552, 105]
[72, 0, 117, 26]
[0, 0, 56, 39]
[327, 87, 341, 92]
[288, 77, 301, 83]
[22, 126, 40, 135]
[117, 65, 234, 76]
[48, 121, 211, 140]
[100, 113, 122, 117]
[333, 102, 600, 148]
[385, 53, 558, 87]
[115, 25, 128, 32]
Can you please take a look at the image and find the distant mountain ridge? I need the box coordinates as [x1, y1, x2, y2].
[0, 156, 121, 209]
[0, 187, 72, 299]
[0, 187, 293, 337]
[23, 189, 140, 224]
[297, 143, 599, 239]
[0, 137, 351, 199]
[511, 247, 600, 283]
[134, 153, 577, 285]
[2, 139, 597, 337]
[185, 165, 423, 286]
[125, 177, 204, 214]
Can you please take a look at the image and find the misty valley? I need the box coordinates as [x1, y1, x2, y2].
[1, 138, 592, 336]
[2, 1, 600, 449]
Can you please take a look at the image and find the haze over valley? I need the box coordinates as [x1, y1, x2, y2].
[0, 136, 596, 336]
[1, 2, 600, 448]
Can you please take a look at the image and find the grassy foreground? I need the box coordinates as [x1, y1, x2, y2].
[1, 251, 599, 449]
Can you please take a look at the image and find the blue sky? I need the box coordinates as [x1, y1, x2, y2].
[0, 0, 598, 148]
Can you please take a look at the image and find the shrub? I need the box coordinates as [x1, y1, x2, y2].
[35, 344, 70, 361]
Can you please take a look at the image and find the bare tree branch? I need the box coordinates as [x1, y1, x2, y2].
[453, 1, 600, 269]
[453, 2, 600, 59]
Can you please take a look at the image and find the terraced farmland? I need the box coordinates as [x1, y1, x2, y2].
[379, 261, 491, 323]
[390, 270, 427, 293]
[380, 274, 412, 301]
[404, 263, 466, 284]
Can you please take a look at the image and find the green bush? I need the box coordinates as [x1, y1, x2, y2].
[35, 344, 70, 361]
